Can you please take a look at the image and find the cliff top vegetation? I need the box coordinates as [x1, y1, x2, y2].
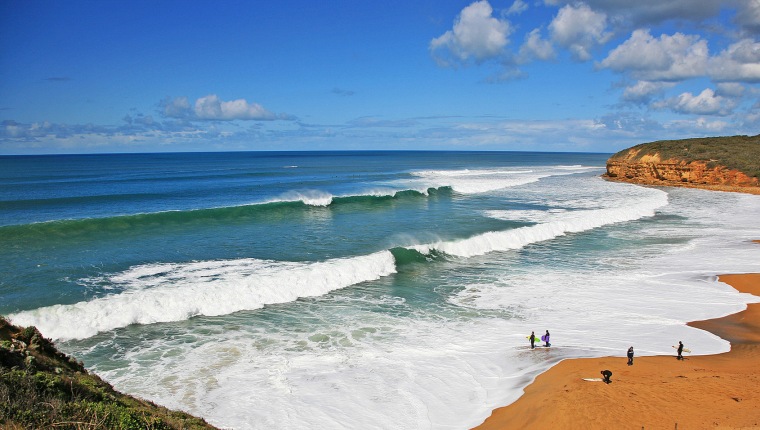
[1, 315, 218, 430]
[609, 134, 760, 179]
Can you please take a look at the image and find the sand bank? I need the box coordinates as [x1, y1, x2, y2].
[474, 273, 760, 430]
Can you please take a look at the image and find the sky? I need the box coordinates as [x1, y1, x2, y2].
[1, 0, 759, 155]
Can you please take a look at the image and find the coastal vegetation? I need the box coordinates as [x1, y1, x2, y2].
[609, 134, 760, 179]
[0, 315, 217, 430]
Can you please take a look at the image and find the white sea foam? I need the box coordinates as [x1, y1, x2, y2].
[61, 177, 760, 430]
[412, 187, 669, 257]
[10, 251, 397, 340]
[483, 209, 568, 223]
[381, 166, 597, 195]
[407, 168, 547, 194]
[261, 187, 410, 206]
[275, 189, 334, 206]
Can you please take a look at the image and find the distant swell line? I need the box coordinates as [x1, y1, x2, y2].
[0, 187, 449, 238]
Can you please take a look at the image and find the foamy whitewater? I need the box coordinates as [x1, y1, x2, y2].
[2, 151, 759, 429]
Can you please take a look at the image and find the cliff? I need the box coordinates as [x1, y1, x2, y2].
[605, 135, 760, 194]
[0, 315, 218, 429]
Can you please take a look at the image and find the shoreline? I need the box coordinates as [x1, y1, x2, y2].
[474, 271, 760, 429]
[602, 175, 760, 195]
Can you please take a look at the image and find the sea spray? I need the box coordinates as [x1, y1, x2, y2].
[10, 251, 397, 340]
[411, 187, 669, 257]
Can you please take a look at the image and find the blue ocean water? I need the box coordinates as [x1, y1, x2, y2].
[2, 151, 759, 429]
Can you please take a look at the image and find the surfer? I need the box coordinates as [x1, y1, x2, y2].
[677, 341, 684, 360]
[601, 369, 612, 384]
[544, 330, 550, 347]
[529, 331, 535, 349]
[627, 346, 634, 365]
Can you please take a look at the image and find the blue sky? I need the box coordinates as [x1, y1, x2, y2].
[1, 0, 759, 154]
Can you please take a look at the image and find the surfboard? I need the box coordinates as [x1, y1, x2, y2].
[582, 378, 603, 382]
[540, 335, 548, 342]
[672, 345, 691, 353]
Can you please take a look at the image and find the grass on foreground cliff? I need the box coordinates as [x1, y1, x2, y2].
[610, 134, 760, 179]
[0, 315, 217, 430]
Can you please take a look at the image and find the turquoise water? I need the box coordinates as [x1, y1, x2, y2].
[2, 151, 759, 429]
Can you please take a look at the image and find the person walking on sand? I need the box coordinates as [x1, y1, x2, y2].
[544, 330, 550, 347]
[529, 331, 536, 349]
[677, 341, 684, 360]
[627, 346, 634, 365]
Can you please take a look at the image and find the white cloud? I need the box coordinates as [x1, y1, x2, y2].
[653, 88, 734, 115]
[622, 80, 675, 104]
[162, 96, 191, 118]
[709, 39, 760, 82]
[193, 95, 277, 120]
[735, 0, 760, 34]
[547, 0, 723, 26]
[668, 117, 731, 132]
[430, 0, 512, 66]
[548, 3, 611, 61]
[162, 95, 291, 121]
[715, 82, 746, 98]
[599, 29, 708, 81]
[507, 0, 528, 15]
[518, 28, 556, 63]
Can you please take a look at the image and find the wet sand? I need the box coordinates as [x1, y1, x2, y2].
[474, 272, 760, 430]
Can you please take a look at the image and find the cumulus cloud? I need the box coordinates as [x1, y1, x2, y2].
[161, 96, 192, 118]
[518, 28, 556, 63]
[430, 0, 512, 66]
[161, 95, 292, 121]
[601, 30, 759, 112]
[194, 95, 278, 120]
[507, 0, 528, 15]
[621, 80, 675, 104]
[548, 3, 611, 61]
[546, 0, 723, 27]
[653, 88, 735, 115]
[708, 39, 760, 82]
[599, 29, 708, 80]
[715, 82, 746, 98]
[734, 0, 760, 35]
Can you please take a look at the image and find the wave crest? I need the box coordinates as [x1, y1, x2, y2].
[410, 189, 669, 258]
[10, 251, 397, 340]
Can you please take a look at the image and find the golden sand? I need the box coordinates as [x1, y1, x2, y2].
[474, 273, 760, 430]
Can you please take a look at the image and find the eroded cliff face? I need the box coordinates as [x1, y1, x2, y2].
[605, 149, 760, 189]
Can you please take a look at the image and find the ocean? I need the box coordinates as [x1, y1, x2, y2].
[2, 151, 759, 429]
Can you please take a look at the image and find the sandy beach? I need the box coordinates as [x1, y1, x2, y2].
[475, 271, 760, 430]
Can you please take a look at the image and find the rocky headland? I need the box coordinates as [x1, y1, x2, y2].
[0, 316, 218, 429]
[604, 134, 760, 194]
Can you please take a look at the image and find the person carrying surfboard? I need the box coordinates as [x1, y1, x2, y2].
[627, 346, 634, 365]
[529, 331, 536, 349]
[677, 341, 684, 360]
[543, 330, 550, 347]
